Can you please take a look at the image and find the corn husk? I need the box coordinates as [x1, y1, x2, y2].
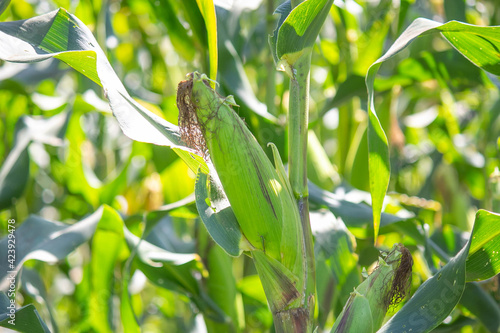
[177, 72, 306, 310]
[331, 243, 413, 333]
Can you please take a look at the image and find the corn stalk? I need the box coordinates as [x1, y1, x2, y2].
[268, 0, 334, 329]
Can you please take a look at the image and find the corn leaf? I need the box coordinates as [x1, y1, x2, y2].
[308, 182, 408, 229]
[204, 245, 240, 332]
[0, 0, 9, 16]
[217, 6, 278, 123]
[465, 210, 500, 281]
[120, 272, 140, 333]
[194, 170, 242, 257]
[366, 18, 500, 242]
[0, 207, 106, 289]
[124, 228, 227, 322]
[459, 283, 500, 333]
[196, 0, 218, 86]
[311, 210, 357, 288]
[150, 0, 196, 61]
[0, 293, 50, 333]
[269, 0, 292, 66]
[89, 206, 126, 333]
[0, 8, 207, 173]
[0, 112, 68, 210]
[273, 0, 334, 66]
[20, 269, 58, 332]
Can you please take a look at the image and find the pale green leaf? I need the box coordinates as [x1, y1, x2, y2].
[89, 206, 125, 333]
[196, 0, 218, 86]
[366, 18, 500, 242]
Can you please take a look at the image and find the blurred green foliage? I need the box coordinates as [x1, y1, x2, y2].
[0, 0, 499, 332]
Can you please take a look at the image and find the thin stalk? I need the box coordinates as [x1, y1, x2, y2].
[266, 0, 276, 116]
[285, 52, 316, 330]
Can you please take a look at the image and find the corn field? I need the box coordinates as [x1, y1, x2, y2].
[0, 0, 500, 332]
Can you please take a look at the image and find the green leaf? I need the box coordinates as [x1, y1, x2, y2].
[123, 228, 227, 322]
[308, 182, 407, 230]
[237, 275, 267, 305]
[0, 293, 50, 333]
[150, 0, 196, 61]
[312, 210, 360, 329]
[439, 22, 500, 75]
[217, 9, 278, 124]
[0, 112, 69, 210]
[365, 18, 500, 242]
[269, 0, 292, 66]
[194, 170, 242, 257]
[196, 0, 218, 86]
[0, 8, 206, 173]
[120, 268, 140, 333]
[144, 194, 196, 237]
[0, 0, 9, 16]
[377, 209, 500, 333]
[275, 0, 334, 67]
[20, 268, 58, 332]
[0, 207, 106, 289]
[89, 206, 126, 333]
[311, 210, 357, 288]
[459, 283, 500, 333]
[204, 244, 239, 332]
[465, 210, 500, 281]
[366, 108, 389, 243]
[0, 143, 28, 210]
[317, 74, 367, 123]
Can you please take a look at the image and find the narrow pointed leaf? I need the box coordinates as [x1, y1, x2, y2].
[196, 0, 218, 86]
[366, 18, 500, 242]
[89, 206, 126, 333]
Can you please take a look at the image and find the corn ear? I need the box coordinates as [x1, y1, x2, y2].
[252, 250, 300, 312]
[330, 291, 373, 333]
[177, 72, 305, 294]
[331, 243, 412, 333]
